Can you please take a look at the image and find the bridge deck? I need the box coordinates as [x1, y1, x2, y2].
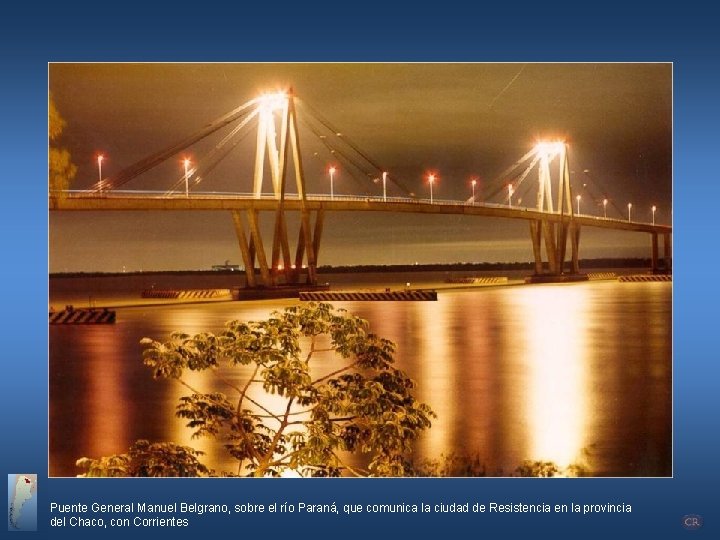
[50, 193, 672, 235]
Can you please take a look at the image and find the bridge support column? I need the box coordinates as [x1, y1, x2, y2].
[555, 221, 569, 274]
[651, 232, 659, 273]
[542, 221, 558, 274]
[529, 220, 543, 275]
[231, 211, 257, 288]
[247, 210, 272, 286]
[570, 222, 581, 274]
[663, 233, 672, 273]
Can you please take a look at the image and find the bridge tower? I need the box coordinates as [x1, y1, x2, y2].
[231, 90, 324, 287]
[528, 142, 582, 277]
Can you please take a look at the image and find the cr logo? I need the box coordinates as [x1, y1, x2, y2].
[682, 514, 703, 530]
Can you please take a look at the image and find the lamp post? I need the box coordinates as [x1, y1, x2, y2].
[652, 205, 657, 225]
[382, 171, 387, 202]
[329, 166, 336, 200]
[428, 174, 435, 204]
[576, 194, 581, 215]
[627, 202, 632, 222]
[183, 158, 191, 198]
[603, 198, 608, 218]
[97, 154, 104, 192]
[471, 178, 477, 204]
[507, 184, 514, 207]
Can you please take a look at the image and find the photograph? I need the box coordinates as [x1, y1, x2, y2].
[49, 63, 672, 478]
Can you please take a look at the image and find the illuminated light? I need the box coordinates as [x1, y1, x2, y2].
[257, 91, 288, 112]
[603, 198, 608, 218]
[576, 194, 581, 215]
[96, 154, 105, 192]
[183, 158, 191, 198]
[329, 166, 337, 199]
[652, 205, 657, 225]
[427, 173, 436, 203]
[534, 141, 565, 156]
[627, 202, 633, 222]
[291, 264, 296, 269]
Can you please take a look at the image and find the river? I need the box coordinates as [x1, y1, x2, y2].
[49, 271, 671, 477]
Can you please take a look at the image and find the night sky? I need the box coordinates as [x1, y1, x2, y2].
[49, 63, 671, 272]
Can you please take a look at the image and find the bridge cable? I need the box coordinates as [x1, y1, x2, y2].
[300, 115, 382, 194]
[101, 98, 259, 191]
[163, 109, 260, 195]
[296, 98, 416, 197]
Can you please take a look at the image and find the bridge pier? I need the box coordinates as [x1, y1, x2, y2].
[527, 218, 586, 282]
[231, 209, 323, 288]
[663, 232, 672, 273]
[651, 232, 672, 274]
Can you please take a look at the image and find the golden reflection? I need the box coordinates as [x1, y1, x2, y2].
[516, 285, 589, 468]
[84, 328, 127, 459]
[416, 298, 455, 461]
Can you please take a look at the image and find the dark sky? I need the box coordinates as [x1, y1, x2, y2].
[49, 63, 671, 272]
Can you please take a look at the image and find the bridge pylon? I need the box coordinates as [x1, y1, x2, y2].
[528, 142, 583, 278]
[232, 89, 323, 287]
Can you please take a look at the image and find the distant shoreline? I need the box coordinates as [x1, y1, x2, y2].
[50, 258, 657, 279]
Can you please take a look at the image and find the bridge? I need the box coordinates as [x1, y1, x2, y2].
[50, 90, 672, 287]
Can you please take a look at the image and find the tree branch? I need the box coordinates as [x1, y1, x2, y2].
[312, 361, 360, 386]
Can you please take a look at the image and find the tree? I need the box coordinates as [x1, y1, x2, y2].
[49, 94, 76, 193]
[76, 303, 435, 477]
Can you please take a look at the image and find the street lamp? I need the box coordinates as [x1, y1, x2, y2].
[627, 202, 632, 222]
[471, 178, 477, 204]
[183, 158, 191, 198]
[603, 198, 608, 218]
[329, 166, 336, 200]
[507, 184, 514, 207]
[97, 154, 104, 192]
[428, 174, 436, 203]
[576, 194, 581, 215]
[652, 205, 657, 225]
[382, 171, 388, 202]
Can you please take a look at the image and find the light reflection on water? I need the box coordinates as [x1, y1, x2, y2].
[49, 280, 671, 477]
[516, 286, 588, 468]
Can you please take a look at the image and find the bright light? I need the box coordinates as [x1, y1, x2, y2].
[534, 141, 565, 155]
[652, 205, 657, 212]
[258, 91, 287, 112]
[97, 154, 104, 163]
[329, 166, 336, 175]
[471, 179, 477, 187]
[428, 174, 436, 184]
[183, 158, 191, 168]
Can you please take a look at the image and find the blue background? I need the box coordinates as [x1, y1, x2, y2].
[2, 2, 717, 538]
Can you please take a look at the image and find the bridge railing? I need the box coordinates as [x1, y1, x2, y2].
[50, 190, 666, 227]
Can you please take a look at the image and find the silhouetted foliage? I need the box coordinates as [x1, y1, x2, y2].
[77, 440, 211, 477]
[77, 303, 435, 477]
[49, 94, 76, 193]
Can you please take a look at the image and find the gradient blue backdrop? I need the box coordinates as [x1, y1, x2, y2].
[2, 2, 717, 538]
